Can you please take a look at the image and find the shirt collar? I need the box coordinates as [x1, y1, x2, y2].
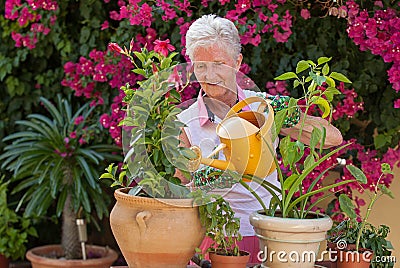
[197, 86, 247, 126]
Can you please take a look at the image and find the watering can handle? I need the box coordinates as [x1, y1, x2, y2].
[226, 96, 275, 139]
[226, 96, 269, 117]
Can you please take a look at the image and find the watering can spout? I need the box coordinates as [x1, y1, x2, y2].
[201, 158, 235, 172]
[188, 145, 236, 173]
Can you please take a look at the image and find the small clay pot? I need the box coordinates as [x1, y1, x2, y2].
[336, 244, 373, 268]
[0, 254, 10, 268]
[209, 250, 250, 268]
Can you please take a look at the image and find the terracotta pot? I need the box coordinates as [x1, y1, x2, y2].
[325, 242, 338, 268]
[0, 254, 9, 268]
[110, 188, 205, 268]
[209, 251, 250, 268]
[249, 211, 333, 268]
[26, 244, 118, 268]
[337, 249, 373, 268]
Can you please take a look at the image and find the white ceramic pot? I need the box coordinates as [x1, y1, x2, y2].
[249, 211, 333, 268]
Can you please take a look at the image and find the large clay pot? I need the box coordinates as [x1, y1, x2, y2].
[249, 211, 333, 268]
[26, 244, 118, 268]
[0, 254, 9, 268]
[209, 251, 250, 268]
[110, 188, 205, 268]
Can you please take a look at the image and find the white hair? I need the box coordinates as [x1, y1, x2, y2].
[185, 14, 242, 61]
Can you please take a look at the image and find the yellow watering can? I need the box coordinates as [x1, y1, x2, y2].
[188, 96, 276, 181]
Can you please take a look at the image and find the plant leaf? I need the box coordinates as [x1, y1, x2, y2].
[378, 185, 394, 199]
[339, 194, 357, 219]
[330, 72, 352, 83]
[274, 72, 298, 80]
[311, 96, 330, 118]
[345, 165, 367, 184]
[283, 174, 299, 191]
[296, 60, 309, 74]
[322, 63, 330, 76]
[318, 57, 332, 65]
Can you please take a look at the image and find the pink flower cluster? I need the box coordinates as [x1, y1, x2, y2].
[227, 0, 292, 44]
[110, 1, 153, 27]
[265, 80, 289, 95]
[108, 0, 192, 28]
[62, 48, 136, 146]
[332, 82, 364, 120]
[346, 1, 400, 107]
[62, 49, 137, 107]
[63, 34, 198, 146]
[5, 0, 58, 49]
[106, 0, 292, 48]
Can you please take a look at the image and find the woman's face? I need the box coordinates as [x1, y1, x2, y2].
[192, 44, 242, 101]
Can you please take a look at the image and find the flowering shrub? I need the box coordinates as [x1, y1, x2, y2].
[1, 0, 399, 221]
[5, 0, 58, 49]
[346, 1, 400, 107]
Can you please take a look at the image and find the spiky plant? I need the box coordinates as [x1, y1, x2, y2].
[0, 95, 121, 259]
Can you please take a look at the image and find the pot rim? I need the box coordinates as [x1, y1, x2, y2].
[26, 244, 118, 266]
[209, 250, 250, 257]
[114, 187, 198, 208]
[249, 210, 333, 233]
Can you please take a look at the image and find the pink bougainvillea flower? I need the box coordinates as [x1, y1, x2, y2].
[101, 20, 109, 30]
[300, 9, 311, 20]
[154, 39, 175, 57]
[74, 115, 84, 125]
[100, 114, 111, 128]
[108, 42, 124, 54]
[394, 99, 400, 108]
[69, 131, 77, 139]
[239, 63, 251, 74]
[374, 1, 383, 8]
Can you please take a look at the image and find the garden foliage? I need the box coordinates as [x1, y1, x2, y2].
[1, 0, 399, 220]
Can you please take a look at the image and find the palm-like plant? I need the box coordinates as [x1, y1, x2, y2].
[0, 95, 121, 259]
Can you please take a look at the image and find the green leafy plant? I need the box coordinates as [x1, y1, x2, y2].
[0, 175, 37, 261]
[191, 190, 243, 257]
[0, 95, 121, 259]
[329, 163, 395, 267]
[239, 56, 362, 218]
[101, 43, 196, 198]
[329, 220, 394, 268]
[101, 44, 244, 261]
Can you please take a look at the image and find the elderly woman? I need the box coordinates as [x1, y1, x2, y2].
[177, 14, 343, 264]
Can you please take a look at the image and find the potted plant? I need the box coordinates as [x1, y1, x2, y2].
[191, 191, 250, 268]
[101, 41, 205, 267]
[0, 95, 120, 267]
[240, 56, 365, 268]
[0, 175, 37, 268]
[328, 163, 395, 268]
